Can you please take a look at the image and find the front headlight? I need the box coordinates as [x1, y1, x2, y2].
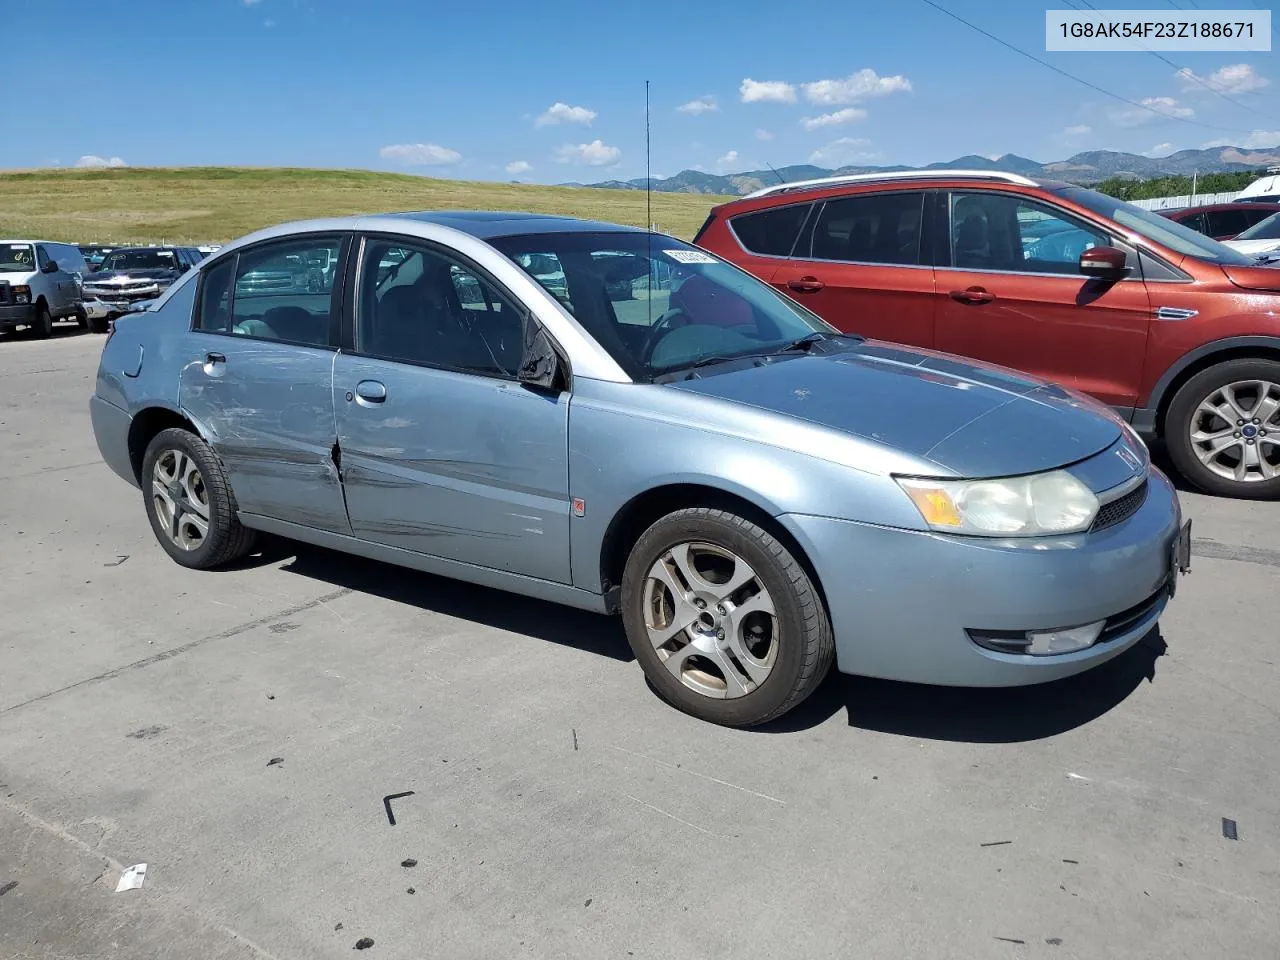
[12, 284, 30, 304]
[897, 470, 1099, 536]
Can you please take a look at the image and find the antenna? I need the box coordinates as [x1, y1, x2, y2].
[646, 79, 654, 329]
[645, 80, 652, 231]
[766, 162, 786, 185]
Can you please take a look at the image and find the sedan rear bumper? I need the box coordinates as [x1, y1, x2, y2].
[90, 395, 138, 488]
[780, 468, 1183, 687]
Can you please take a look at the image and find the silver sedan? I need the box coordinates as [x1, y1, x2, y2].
[89, 212, 1190, 726]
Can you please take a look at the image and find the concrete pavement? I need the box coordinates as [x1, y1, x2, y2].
[1, 329, 1277, 959]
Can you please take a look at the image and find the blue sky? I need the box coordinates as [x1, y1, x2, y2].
[6, 0, 1277, 181]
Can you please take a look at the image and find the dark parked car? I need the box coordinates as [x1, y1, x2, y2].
[82, 246, 205, 319]
[1158, 202, 1277, 240]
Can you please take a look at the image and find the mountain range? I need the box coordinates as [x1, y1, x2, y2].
[567, 145, 1280, 196]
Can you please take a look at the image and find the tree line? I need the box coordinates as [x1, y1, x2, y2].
[1093, 171, 1263, 201]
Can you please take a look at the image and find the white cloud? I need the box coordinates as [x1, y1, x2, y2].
[1109, 96, 1194, 128]
[535, 102, 595, 127]
[75, 155, 127, 168]
[802, 68, 912, 105]
[739, 78, 796, 104]
[1177, 63, 1269, 95]
[1202, 129, 1280, 149]
[506, 160, 532, 175]
[800, 107, 868, 131]
[755, 128, 774, 141]
[1144, 142, 1175, 157]
[379, 142, 463, 166]
[1063, 124, 1092, 137]
[717, 149, 740, 170]
[676, 96, 718, 116]
[808, 137, 880, 166]
[555, 139, 621, 166]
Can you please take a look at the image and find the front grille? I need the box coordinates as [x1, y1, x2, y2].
[1090, 479, 1149, 532]
[0, 282, 9, 305]
[1097, 586, 1168, 645]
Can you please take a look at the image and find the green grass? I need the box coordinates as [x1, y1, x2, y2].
[0, 167, 731, 245]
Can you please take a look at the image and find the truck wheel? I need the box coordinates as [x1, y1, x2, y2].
[1165, 358, 1280, 500]
[620, 507, 833, 727]
[141, 428, 258, 569]
[32, 302, 54, 339]
[75, 305, 89, 330]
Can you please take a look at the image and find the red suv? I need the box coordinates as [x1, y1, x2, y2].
[695, 171, 1280, 499]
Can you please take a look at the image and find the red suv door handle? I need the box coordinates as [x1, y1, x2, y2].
[787, 277, 825, 293]
[950, 286, 996, 304]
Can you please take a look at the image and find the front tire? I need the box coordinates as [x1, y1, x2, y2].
[1165, 359, 1280, 500]
[31, 302, 54, 339]
[141, 428, 257, 569]
[620, 507, 833, 727]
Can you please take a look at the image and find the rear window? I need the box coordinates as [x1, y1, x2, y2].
[728, 203, 812, 257]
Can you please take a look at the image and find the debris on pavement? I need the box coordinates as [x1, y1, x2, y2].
[1046, 938, 1063, 946]
[407, 888, 415, 895]
[994, 937, 1026, 945]
[0, 881, 17, 897]
[267, 757, 284, 767]
[354, 937, 374, 950]
[115, 864, 147, 892]
[980, 840, 1013, 847]
[334, 923, 344, 931]
[383, 791, 414, 826]
[267, 693, 275, 700]
[584, 898, 592, 907]
[401, 859, 418, 868]
[1223, 818, 1239, 841]
[1062, 859, 1079, 864]
[572, 728, 578, 751]
[104, 555, 129, 567]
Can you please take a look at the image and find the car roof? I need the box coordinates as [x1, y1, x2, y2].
[384, 210, 644, 239]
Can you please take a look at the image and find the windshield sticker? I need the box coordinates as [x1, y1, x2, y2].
[663, 249, 717, 264]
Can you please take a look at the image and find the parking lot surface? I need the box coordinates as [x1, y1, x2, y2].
[1, 328, 1277, 960]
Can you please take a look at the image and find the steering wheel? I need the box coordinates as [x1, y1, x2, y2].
[639, 308, 693, 363]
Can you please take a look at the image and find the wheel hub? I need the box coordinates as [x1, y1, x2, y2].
[1242, 424, 1258, 439]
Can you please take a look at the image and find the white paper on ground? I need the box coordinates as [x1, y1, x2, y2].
[115, 864, 147, 892]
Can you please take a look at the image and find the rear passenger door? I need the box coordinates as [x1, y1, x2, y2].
[178, 234, 354, 533]
[769, 190, 935, 348]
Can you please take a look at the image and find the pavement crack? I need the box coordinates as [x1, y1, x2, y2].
[1, 587, 353, 715]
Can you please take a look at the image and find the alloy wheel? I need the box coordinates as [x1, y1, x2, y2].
[642, 541, 779, 699]
[1189, 379, 1280, 483]
[151, 448, 211, 551]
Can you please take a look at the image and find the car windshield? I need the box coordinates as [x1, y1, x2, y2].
[0, 243, 36, 273]
[100, 249, 177, 271]
[489, 231, 835, 380]
[1051, 185, 1254, 265]
[1235, 212, 1280, 241]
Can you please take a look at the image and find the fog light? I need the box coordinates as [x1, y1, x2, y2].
[1026, 621, 1104, 656]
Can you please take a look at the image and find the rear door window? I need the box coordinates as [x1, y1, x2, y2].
[729, 203, 812, 257]
[808, 192, 925, 265]
[218, 236, 345, 346]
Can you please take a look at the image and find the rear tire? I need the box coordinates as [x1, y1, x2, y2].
[75, 305, 89, 330]
[620, 507, 833, 727]
[1165, 358, 1280, 500]
[32, 302, 54, 339]
[141, 428, 257, 569]
[88, 314, 109, 334]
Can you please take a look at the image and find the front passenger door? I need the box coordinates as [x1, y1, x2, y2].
[334, 236, 572, 583]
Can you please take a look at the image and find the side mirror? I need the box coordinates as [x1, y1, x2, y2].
[1079, 246, 1129, 279]
[518, 323, 563, 390]
[42, 260, 59, 274]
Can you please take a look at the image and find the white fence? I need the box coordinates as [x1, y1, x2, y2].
[1130, 190, 1243, 211]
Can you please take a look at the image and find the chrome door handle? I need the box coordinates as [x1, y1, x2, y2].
[354, 380, 387, 404]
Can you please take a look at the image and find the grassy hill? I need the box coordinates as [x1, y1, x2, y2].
[0, 167, 731, 244]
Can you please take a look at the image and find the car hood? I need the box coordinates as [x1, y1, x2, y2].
[0, 269, 37, 284]
[1222, 238, 1280, 256]
[86, 268, 178, 283]
[668, 341, 1122, 478]
[1221, 261, 1280, 291]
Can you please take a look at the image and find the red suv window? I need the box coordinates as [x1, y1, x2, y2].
[728, 203, 812, 257]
